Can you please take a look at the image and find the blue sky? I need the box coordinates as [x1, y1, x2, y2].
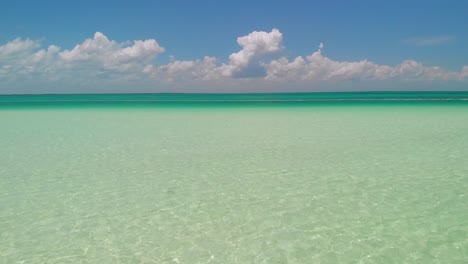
[0, 0, 467, 93]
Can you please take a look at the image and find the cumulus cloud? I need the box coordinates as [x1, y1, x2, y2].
[219, 28, 283, 77]
[0, 32, 164, 81]
[60, 32, 164, 71]
[0, 29, 467, 91]
[0, 38, 39, 57]
[462, 66, 468, 78]
[264, 43, 467, 81]
[144, 29, 283, 81]
[0, 38, 43, 78]
[144, 31, 466, 83]
[144, 56, 218, 81]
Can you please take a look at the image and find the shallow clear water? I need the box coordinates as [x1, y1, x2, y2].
[1, 94, 468, 263]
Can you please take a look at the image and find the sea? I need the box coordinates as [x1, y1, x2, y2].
[1, 92, 467, 263]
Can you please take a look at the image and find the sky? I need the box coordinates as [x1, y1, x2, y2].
[0, 0, 467, 94]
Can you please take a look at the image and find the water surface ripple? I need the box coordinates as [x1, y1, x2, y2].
[1, 94, 467, 263]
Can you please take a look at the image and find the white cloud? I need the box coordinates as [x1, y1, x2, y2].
[219, 28, 283, 77]
[0, 32, 164, 81]
[0, 38, 43, 79]
[17, 45, 61, 76]
[264, 43, 467, 81]
[0, 29, 467, 91]
[144, 56, 218, 81]
[59, 32, 164, 71]
[144, 29, 283, 81]
[0, 38, 39, 57]
[462, 66, 468, 78]
[404, 36, 455, 46]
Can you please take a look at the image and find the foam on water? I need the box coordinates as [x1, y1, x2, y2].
[1, 95, 467, 263]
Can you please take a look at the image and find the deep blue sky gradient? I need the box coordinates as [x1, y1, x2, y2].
[1, 0, 467, 69]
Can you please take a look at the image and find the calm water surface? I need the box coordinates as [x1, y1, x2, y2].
[1, 93, 467, 263]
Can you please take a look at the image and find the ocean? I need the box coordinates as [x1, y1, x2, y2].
[1, 92, 467, 263]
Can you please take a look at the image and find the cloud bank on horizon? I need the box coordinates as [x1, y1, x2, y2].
[1, 29, 467, 93]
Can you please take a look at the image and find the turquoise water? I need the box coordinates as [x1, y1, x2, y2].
[1, 92, 468, 106]
[1, 93, 468, 263]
